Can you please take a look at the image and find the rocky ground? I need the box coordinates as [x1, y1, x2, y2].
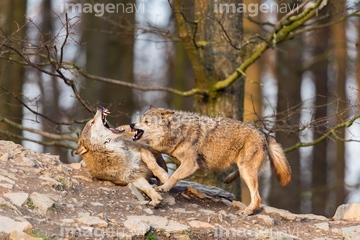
[0, 140, 359, 240]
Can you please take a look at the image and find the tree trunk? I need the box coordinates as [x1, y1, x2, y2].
[0, 0, 27, 143]
[270, 37, 302, 213]
[242, 0, 262, 205]
[267, 0, 302, 214]
[330, 0, 347, 216]
[38, 0, 68, 160]
[311, 25, 330, 216]
[172, 0, 244, 199]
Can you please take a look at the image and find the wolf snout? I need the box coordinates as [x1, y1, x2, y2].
[130, 123, 144, 141]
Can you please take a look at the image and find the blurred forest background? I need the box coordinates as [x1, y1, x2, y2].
[1, 0, 360, 217]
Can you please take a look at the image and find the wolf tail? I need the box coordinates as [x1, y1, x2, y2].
[267, 136, 292, 186]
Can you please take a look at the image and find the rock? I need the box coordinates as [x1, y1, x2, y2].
[68, 162, 82, 170]
[313, 222, 329, 231]
[232, 200, 247, 211]
[29, 192, 55, 214]
[174, 181, 235, 201]
[0, 183, 13, 189]
[333, 204, 360, 221]
[9, 230, 42, 240]
[144, 208, 154, 215]
[38, 175, 61, 187]
[0, 216, 32, 234]
[90, 202, 104, 207]
[3, 192, 29, 207]
[188, 220, 214, 229]
[76, 216, 108, 228]
[298, 213, 328, 221]
[256, 214, 276, 226]
[162, 193, 176, 206]
[332, 225, 360, 240]
[0, 197, 21, 214]
[127, 215, 190, 234]
[262, 205, 297, 221]
[0, 175, 16, 185]
[123, 218, 151, 236]
[199, 209, 215, 215]
[128, 183, 145, 201]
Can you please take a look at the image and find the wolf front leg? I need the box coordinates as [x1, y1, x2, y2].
[140, 148, 169, 184]
[132, 177, 163, 206]
[155, 153, 199, 192]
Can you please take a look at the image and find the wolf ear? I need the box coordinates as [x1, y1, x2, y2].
[75, 144, 88, 155]
[161, 110, 175, 121]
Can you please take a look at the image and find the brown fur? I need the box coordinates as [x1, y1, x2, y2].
[76, 106, 169, 206]
[131, 106, 291, 214]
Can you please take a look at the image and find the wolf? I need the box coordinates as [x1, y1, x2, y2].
[76, 105, 169, 206]
[130, 106, 292, 215]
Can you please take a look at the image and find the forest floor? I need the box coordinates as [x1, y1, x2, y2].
[0, 140, 359, 240]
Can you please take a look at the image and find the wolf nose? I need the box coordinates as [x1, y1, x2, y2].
[130, 123, 135, 129]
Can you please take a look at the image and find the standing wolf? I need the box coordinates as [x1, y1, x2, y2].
[76, 106, 169, 206]
[130, 106, 292, 215]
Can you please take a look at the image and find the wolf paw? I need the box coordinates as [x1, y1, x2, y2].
[148, 195, 163, 207]
[236, 207, 258, 216]
[155, 184, 171, 193]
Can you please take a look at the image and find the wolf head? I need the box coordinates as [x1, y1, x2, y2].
[76, 105, 125, 155]
[130, 106, 175, 142]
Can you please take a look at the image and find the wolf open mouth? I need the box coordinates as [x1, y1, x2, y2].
[130, 124, 144, 141]
[97, 105, 124, 134]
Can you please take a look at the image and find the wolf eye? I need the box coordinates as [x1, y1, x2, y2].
[91, 120, 95, 125]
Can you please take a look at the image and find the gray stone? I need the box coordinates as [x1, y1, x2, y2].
[128, 183, 145, 201]
[3, 192, 29, 207]
[124, 218, 151, 236]
[174, 180, 235, 200]
[0, 175, 15, 185]
[314, 222, 329, 231]
[162, 193, 176, 206]
[262, 205, 297, 221]
[256, 214, 276, 226]
[76, 216, 108, 228]
[9, 230, 42, 240]
[0, 216, 32, 234]
[298, 213, 328, 221]
[332, 225, 360, 240]
[127, 215, 190, 234]
[188, 220, 214, 229]
[29, 192, 55, 214]
[333, 204, 360, 221]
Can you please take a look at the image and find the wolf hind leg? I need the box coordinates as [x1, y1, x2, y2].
[156, 155, 199, 192]
[236, 151, 265, 215]
[132, 177, 163, 206]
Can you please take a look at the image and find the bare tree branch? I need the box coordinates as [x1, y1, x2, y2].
[284, 113, 360, 153]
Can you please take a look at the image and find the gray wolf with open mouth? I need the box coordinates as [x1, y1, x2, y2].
[76, 105, 169, 206]
[130, 106, 291, 215]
